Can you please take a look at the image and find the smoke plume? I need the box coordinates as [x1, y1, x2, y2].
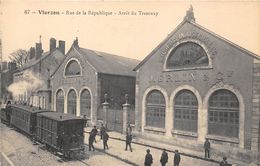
[7, 70, 44, 97]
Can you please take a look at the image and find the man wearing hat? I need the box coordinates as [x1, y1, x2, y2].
[174, 150, 181, 166]
[160, 149, 168, 166]
[144, 149, 153, 166]
[204, 138, 211, 158]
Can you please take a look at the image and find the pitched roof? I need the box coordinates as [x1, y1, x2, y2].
[77, 47, 140, 77]
[16, 49, 63, 74]
[134, 20, 260, 71]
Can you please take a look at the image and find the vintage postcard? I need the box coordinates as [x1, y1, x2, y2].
[0, 1, 259, 166]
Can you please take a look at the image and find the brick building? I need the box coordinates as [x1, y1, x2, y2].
[13, 38, 66, 110]
[134, 7, 260, 164]
[51, 39, 139, 125]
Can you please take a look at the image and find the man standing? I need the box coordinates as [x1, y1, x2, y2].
[174, 150, 181, 166]
[204, 138, 211, 158]
[103, 131, 109, 150]
[160, 149, 168, 166]
[144, 149, 153, 166]
[125, 133, 133, 152]
[88, 131, 95, 151]
[100, 123, 106, 140]
[91, 125, 98, 143]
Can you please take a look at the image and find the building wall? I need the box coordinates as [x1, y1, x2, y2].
[52, 47, 98, 123]
[135, 22, 255, 152]
[13, 49, 64, 110]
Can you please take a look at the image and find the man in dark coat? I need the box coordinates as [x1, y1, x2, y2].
[174, 150, 181, 166]
[160, 149, 168, 166]
[88, 131, 95, 151]
[125, 133, 133, 152]
[204, 138, 211, 158]
[103, 131, 109, 150]
[91, 125, 98, 143]
[144, 149, 153, 166]
[100, 123, 106, 140]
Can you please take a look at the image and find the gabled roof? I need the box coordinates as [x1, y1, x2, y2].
[16, 49, 63, 74]
[51, 45, 140, 77]
[77, 48, 140, 77]
[134, 20, 260, 71]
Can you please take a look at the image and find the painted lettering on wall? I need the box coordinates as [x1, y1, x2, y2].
[149, 72, 200, 83]
[160, 31, 218, 59]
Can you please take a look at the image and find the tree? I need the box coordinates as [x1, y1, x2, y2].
[9, 49, 29, 68]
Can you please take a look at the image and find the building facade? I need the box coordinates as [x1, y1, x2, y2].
[134, 7, 260, 164]
[13, 38, 65, 110]
[51, 39, 139, 125]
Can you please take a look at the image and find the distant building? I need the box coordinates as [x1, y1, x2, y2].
[51, 39, 139, 124]
[0, 61, 17, 102]
[13, 38, 66, 110]
[134, 7, 260, 164]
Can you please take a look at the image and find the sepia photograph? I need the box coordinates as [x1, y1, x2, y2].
[0, 1, 260, 166]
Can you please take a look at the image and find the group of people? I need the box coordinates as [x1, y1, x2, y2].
[88, 124, 230, 166]
[144, 148, 181, 166]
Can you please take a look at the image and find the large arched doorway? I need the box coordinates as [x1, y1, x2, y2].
[67, 89, 77, 115]
[145, 90, 166, 128]
[208, 89, 239, 138]
[174, 89, 198, 132]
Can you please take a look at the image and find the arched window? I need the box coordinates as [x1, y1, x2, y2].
[166, 42, 209, 69]
[56, 89, 64, 113]
[67, 89, 77, 115]
[208, 89, 239, 138]
[65, 60, 81, 76]
[174, 90, 198, 132]
[80, 89, 91, 118]
[146, 90, 165, 128]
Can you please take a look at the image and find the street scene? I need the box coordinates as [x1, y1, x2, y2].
[1, 2, 260, 166]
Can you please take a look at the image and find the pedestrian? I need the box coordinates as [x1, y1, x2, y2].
[144, 149, 153, 166]
[88, 131, 95, 151]
[126, 123, 132, 135]
[103, 131, 109, 150]
[174, 150, 181, 166]
[100, 123, 106, 140]
[219, 157, 229, 166]
[125, 133, 133, 152]
[204, 138, 211, 158]
[91, 125, 98, 143]
[160, 149, 168, 166]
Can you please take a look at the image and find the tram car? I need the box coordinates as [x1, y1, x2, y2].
[36, 112, 87, 158]
[10, 104, 50, 137]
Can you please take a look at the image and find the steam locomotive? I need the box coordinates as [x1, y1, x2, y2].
[1, 103, 87, 159]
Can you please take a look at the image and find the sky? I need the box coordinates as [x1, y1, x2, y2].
[1, 1, 260, 61]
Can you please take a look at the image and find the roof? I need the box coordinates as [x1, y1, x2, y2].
[134, 20, 260, 71]
[38, 111, 86, 122]
[10, 104, 49, 113]
[78, 47, 139, 77]
[51, 45, 140, 77]
[16, 49, 63, 74]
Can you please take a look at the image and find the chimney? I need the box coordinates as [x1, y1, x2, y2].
[73, 37, 79, 48]
[29, 47, 35, 59]
[58, 40, 65, 54]
[8, 62, 17, 70]
[35, 43, 43, 59]
[49, 38, 56, 52]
